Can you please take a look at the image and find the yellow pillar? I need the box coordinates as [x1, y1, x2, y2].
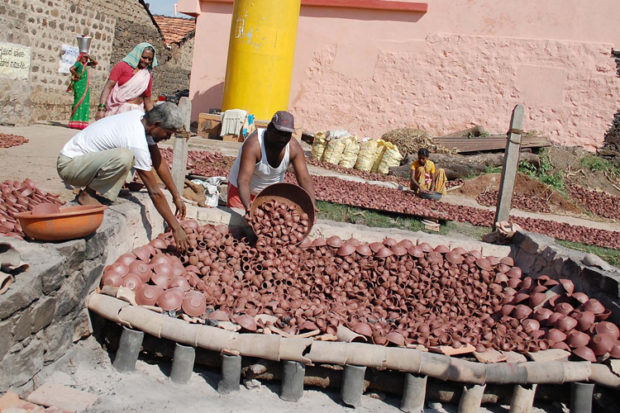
[221, 0, 301, 120]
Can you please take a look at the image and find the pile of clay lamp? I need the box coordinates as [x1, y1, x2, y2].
[0, 133, 28, 149]
[249, 199, 310, 248]
[567, 184, 620, 221]
[0, 179, 63, 239]
[101, 216, 620, 360]
[477, 190, 552, 214]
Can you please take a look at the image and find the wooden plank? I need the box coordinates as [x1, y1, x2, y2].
[171, 97, 191, 193]
[432, 134, 549, 153]
[495, 104, 524, 225]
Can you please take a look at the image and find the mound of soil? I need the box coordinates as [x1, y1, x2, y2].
[457, 173, 583, 215]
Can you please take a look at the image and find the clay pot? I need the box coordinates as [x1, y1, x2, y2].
[182, 291, 207, 317]
[150, 238, 167, 250]
[208, 310, 230, 322]
[573, 346, 596, 362]
[594, 322, 620, 339]
[151, 272, 171, 289]
[117, 253, 138, 266]
[169, 276, 191, 292]
[104, 263, 129, 278]
[590, 334, 615, 356]
[135, 284, 163, 306]
[121, 273, 143, 290]
[129, 261, 152, 282]
[350, 322, 373, 337]
[157, 290, 183, 311]
[566, 330, 590, 348]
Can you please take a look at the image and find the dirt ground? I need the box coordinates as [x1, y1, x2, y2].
[457, 173, 583, 215]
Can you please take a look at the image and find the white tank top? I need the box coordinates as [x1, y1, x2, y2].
[229, 128, 291, 195]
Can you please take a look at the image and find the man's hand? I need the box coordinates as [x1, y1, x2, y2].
[173, 195, 186, 218]
[173, 226, 189, 251]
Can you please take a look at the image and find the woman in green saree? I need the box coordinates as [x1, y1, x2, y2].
[68, 53, 98, 130]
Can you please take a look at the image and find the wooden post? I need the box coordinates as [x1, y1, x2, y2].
[494, 104, 524, 226]
[171, 97, 191, 194]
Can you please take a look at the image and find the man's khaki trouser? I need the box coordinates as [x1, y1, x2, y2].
[57, 148, 135, 201]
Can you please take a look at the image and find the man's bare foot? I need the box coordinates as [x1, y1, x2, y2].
[77, 188, 102, 206]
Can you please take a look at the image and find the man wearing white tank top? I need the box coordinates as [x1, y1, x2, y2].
[228, 111, 316, 214]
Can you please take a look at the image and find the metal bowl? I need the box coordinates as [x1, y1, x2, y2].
[249, 183, 315, 243]
[419, 191, 443, 201]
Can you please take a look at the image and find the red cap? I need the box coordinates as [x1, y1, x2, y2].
[270, 111, 295, 133]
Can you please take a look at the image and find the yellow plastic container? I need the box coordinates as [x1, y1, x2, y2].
[221, 0, 301, 120]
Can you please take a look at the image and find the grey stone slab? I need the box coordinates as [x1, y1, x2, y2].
[517, 231, 554, 255]
[39, 255, 68, 295]
[12, 307, 33, 341]
[514, 249, 536, 275]
[0, 278, 39, 321]
[0, 336, 44, 389]
[598, 269, 620, 299]
[31, 296, 56, 333]
[54, 271, 85, 320]
[41, 320, 73, 364]
[0, 317, 13, 360]
[81, 260, 104, 295]
[50, 238, 86, 273]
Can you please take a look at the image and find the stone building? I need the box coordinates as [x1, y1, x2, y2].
[0, 0, 195, 126]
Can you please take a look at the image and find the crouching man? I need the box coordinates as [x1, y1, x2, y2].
[56, 102, 189, 249]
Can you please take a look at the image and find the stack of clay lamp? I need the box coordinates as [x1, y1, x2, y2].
[0, 179, 63, 239]
[101, 220, 620, 361]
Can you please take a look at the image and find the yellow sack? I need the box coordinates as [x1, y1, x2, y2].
[354, 139, 378, 172]
[322, 136, 347, 165]
[371, 139, 387, 173]
[339, 136, 360, 169]
[311, 132, 327, 161]
[377, 142, 403, 175]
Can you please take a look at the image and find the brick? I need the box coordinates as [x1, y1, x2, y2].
[27, 383, 98, 413]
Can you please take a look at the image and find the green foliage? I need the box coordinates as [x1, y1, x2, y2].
[580, 154, 619, 176]
[516, 148, 565, 194]
[484, 165, 502, 174]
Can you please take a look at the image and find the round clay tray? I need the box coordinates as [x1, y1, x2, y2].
[15, 205, 107, 241]
[249, 182, 316, 242]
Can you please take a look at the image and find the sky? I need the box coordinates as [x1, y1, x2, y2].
[145, 0, 177, 17]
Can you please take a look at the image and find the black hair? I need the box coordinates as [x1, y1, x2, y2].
[418, 148, 430, 157]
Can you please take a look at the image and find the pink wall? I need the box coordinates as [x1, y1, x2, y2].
[181, 0, 620, 150]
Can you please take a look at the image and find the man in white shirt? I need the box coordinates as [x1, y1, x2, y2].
[57, 103, 189, 249]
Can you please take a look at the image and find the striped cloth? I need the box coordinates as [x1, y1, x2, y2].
[121, 42, 158, 71]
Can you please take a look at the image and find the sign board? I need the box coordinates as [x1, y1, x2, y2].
[59, 44, 79, 74]
[0, 42, 31, 80]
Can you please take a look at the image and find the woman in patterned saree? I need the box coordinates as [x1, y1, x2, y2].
[96, 43, 157, 120]
[68, 53, 97, 130]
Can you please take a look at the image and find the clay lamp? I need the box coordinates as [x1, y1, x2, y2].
[157, 289, 184, 312]
[135, 284, 163, 306]
[150, 238, 167, 250]
[566, 330, 590, 348]
[590, 334, 615, 356]
[610, 341, 620, 358]
[337, 244, 356, 257]
[507, 267, 523, 279]
[546, 328, 567, 343]
[150, 272, 171, 289]
[408, 246, 424, 258]
[169, 276, 191, 292]
[373, 333, 387, 346]
[547, 312, 565, 327]
[427, 251, 443, 264]
[208, 310, 230, 322]
[117, 253, 138, 267]
[581, 299, 605, 315]
[571, 292, 589, 304]
[396, 239, 414, 249]
[533, 307, 554, 323]
[434, 244, 450, 254]
[556, 316, 578, 333]
[495, 273, 509, 285]
[369, 242, 384, 253]
[375, 247, 393, 258]
[594, 322, 620, 340]
[355, 244, 372, 256]
[311, 238, 326, 247]
[418, 243, 432, 253]
[104, 262, 129, 279]
[327, 236, 343, 248]
[513, 292, 530, 304]
[521, 319, 540, 333]
[574, 311, 595, 332]
[551, 341, 571, 351]
[500, 256, 515, 266]
[121, 273, 143, 291]
[349, 321, 373, 337]
[468, 250, 482, 259]
[573, 346, 596, 362]
[475, 258, 492, 271]
[513, 305, 533, 320]
[182, 291, 207, 317]
[299, 237, 312, 249]
[101, 272, 123, 287]
[391, 245, 407, 256]
[555, 302, 574, 315]
[496, 263, 511, 274]
[234, 314, 257, 332]
[559, 279, 575, 295]
[129, 261, 152, 283]
[501, 304, 515, 316]
[529, 292, 546, 308]
[508, 278, 521, 289]
[386, 331, 405, 347]
[445, 252, 463, 265]
[150, 255, 171, 267]
[133, 246, 152, 262]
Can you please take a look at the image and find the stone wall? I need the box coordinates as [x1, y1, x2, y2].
[0, 0, 193, 126]
[0, 193, 164, 391]
[603, 50, 620, 148]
